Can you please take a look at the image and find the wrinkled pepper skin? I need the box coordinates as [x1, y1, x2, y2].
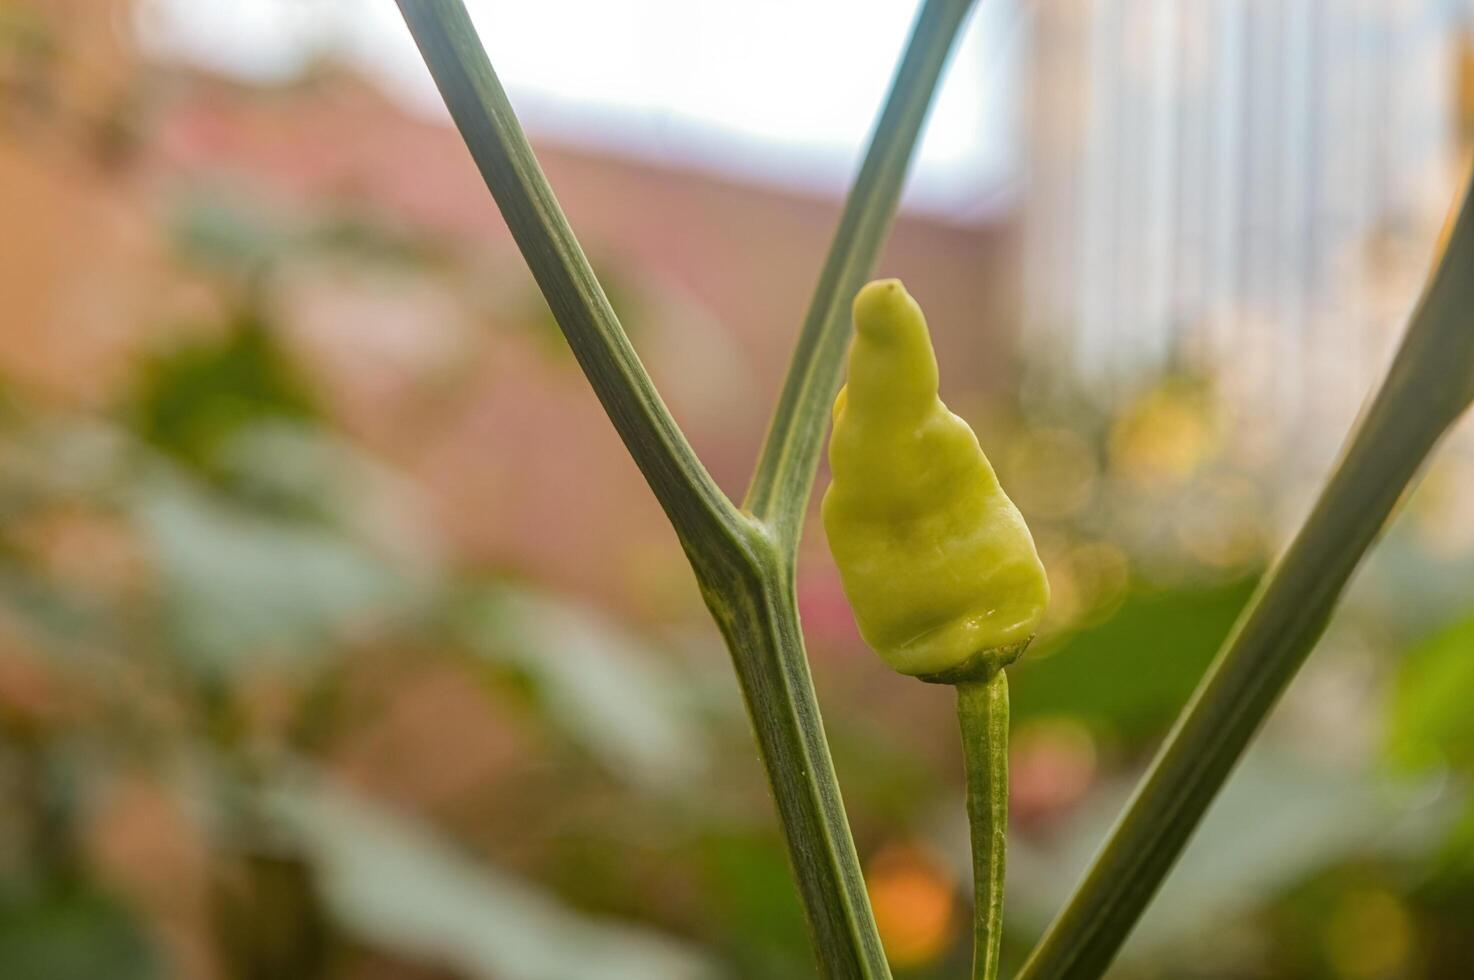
[822, 279, 1049, 681]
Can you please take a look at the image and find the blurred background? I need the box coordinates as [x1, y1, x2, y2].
[1, 0, 1473, 977]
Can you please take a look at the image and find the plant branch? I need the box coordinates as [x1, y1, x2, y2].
[957, 671, 1009, 980]
[396, 0, 741, 553]
[1017, 173, 1474, 980]
[699, 550, 892, 979]
[743, 0, 978, 550]
[396, 3, 899, 974]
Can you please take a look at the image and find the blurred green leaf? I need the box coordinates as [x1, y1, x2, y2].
[0, 5, 55, 57]
[135, 471, 416, 678]
[694, 830, 812, 980]
[1386, 616, 1474, 773]
[170, 190, 436, 273]
[1430, 799, 1474, 883]
[169, 193, 286, 274]
[128, 315, 316, 476]
[457, 589, 708, 790]
[306, 212, 440, 267]
[211, 852, 333, 980]
[0, 561, 111, 653]
[211, 421, 435, 535]
[0, 885, 158, 980]
[1005, 748, 1454, 963]
[1011, 576, 1259, 743]
[260, 766, 721, 980]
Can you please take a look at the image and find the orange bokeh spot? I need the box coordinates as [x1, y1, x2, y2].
[866, 844, 957, 968]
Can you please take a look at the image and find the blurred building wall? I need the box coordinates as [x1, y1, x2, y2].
[1021, 0, 1467, 457]
[0, 0, 172, 402]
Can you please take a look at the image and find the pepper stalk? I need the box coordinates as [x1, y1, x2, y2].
[957, 669, 1010, 980]
[821, 279, 1047, 978]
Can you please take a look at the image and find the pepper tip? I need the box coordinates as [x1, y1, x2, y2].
[853, 278, 917, 340]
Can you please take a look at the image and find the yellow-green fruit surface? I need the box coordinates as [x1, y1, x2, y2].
[822, 279, 1049, 679]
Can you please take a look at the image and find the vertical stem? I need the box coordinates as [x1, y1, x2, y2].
[698, 545, 892, 980]
[957, 671, 1009, 980]
[1018, 165, 1474, 980]
[743, 0, 977, 548]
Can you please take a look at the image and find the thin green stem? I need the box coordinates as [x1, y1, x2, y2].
[743, 0, 977, 551]
[698, 546, 891, 980]
[396, 0, 741, 555]
[396, 3, 894, 974]
[1017, 172, 1474, 980]
[957, 671, 1009, 980]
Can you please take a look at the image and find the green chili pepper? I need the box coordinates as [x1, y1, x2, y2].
[822, 278, 1049, 980]
[821, 278, 1049, 683]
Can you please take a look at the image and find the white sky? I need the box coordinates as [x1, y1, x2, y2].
[134, 0, 1022, 220]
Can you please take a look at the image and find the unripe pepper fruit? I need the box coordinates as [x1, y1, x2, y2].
[822, 279, 1047, 977]
[822, 279, 1049, 683]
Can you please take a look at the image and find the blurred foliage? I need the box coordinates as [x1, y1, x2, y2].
[0, 293, 1468, 977]
[128, 313, 317, 478]
[1386, 617, 1474, 774]
[454, 588, 710, 791]
[170, 190, 444, 278]
[693, 829, 814, 980]
[137, 468, 413, 679]
[0, 886, 156, 980]
[1012, 576, 1259, 744]
[259, 766, 718, 980]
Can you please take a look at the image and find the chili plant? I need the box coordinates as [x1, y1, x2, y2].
[396, 1, 1474, 977]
